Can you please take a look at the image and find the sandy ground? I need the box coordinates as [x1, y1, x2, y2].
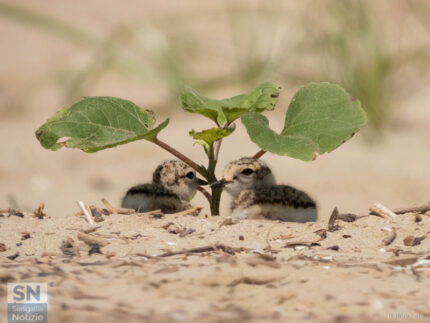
[1, 206, 430, 322]
[1, 1, 430, 322]
[2, 120, 430, 323]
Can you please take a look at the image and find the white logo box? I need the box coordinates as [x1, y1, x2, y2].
[7, 283, 48, 304]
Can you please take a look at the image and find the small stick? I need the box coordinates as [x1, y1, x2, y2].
[153, 138, 209, 178]
[101, 198, 116, 214]
[197, 187, 212, 203]
[103, 198, 137, 214]
[369, 203, 397, 220]
[76, 200, 95, 226]
[82, 226, 101, 234]
[77, 232, 109, 247]
[136, 209, 163, 217]
[393, 203, 430, 215]
[381, 226, 397, 246]
[253, 149, 267, 160]
[171, 207, 202, 217]
[101, 198, 136, 214]
[141, 244, 245, 258]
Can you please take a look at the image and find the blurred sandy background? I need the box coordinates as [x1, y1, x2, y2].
[1, 0, 430, 220]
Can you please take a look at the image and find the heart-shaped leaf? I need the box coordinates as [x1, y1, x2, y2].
[36, 96, 169, 153]
[180, 82, 279, 126]
[241, 82, 367, 161]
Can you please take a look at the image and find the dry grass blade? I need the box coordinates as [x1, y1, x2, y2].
[76, 200, 95, 226]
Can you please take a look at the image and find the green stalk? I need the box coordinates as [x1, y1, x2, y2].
[210, 187, 222, 216]
[207, 144, 221, 216]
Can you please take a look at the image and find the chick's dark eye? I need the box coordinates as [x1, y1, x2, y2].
[241, 168, 253, 175]
[186, 172, 195, 179]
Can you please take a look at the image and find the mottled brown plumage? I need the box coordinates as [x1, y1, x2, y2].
[122, 160, 207, 213]
[216, 157, 318, 222]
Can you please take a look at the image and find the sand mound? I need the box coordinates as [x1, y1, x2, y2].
[1, 203, 429, 322]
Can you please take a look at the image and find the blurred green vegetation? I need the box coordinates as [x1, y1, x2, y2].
[287, 0, 430, 134]
[1, 0, 429, 134]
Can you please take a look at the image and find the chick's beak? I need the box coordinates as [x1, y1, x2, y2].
[210, 178, 234, 188]
[196, 178, 208, 186]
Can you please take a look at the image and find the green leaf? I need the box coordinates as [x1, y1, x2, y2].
[180, 82, 279, 126]
[189, 126, 235, 153]
[241, 83, 367, 161]
[35, 96, 169, 153]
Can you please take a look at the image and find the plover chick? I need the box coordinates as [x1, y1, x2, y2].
[122, 160, 207, 213]
[212, 157, 317, 222]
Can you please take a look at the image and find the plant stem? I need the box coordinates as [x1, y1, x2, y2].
[214, 139, 223, 160]
[197, 187, 212, 203]
[153, 138, 209, 178]
[207, 145, 217, 176]
[253, 149, 267, 159]
[206, 144, 222, 215]
[210, 187, 223, 216]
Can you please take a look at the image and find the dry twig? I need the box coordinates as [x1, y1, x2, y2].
[393, 203, 430, 215]
[138, 244, 246, 259]
[170, 207, 202, 217]
[76, 200, 95, 226]
[197, 187, 212, 203]
[77, 232, 109, 247]
[101, 198, 136, 214]
[370, 203, 397, 220]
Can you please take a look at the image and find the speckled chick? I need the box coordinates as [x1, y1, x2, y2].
[212, 157, 317, 222]
[122, 160, 207, 213]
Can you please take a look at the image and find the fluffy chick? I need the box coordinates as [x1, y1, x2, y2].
[122, 160, 207, 213]
[212, 157, 317, 222]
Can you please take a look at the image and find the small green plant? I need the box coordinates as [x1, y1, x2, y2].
[35, 82, 366, 215]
